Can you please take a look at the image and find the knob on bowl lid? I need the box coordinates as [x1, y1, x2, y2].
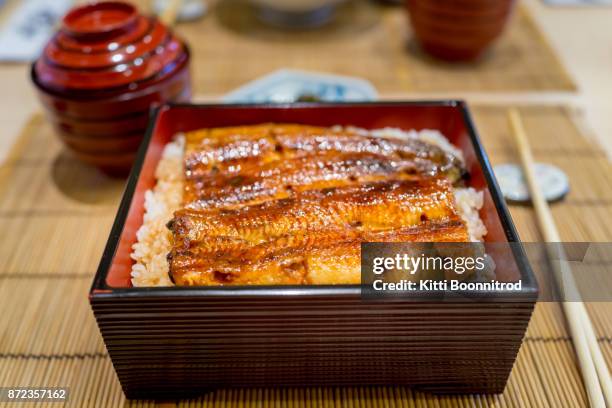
[62, 1, 138, 39]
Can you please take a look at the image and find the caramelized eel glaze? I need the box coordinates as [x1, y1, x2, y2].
[168, 124, 470, 285]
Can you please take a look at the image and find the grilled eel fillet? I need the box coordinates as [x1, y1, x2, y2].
[168, 177, 470, 285]
[183, 124, 465, 207]
[166, 124, 470, 285]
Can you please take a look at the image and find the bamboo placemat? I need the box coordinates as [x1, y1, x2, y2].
[123, 0, 576, 94]
[1, 105, 610, 407]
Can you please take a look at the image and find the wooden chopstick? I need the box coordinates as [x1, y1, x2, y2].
[158, 0, 182, 26]
[508, 108, 611, 408]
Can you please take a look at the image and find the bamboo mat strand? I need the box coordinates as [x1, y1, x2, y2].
[0, 105, 610, 407]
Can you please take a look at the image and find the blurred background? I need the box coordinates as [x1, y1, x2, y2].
[0, 0, 610, 169]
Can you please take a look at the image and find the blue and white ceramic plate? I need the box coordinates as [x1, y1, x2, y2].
[223, 69, 378, 103]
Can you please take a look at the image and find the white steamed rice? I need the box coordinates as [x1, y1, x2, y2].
[130, 135, 184, 287]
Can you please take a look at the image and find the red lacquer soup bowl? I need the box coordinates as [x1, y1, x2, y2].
[50, 111, 150, 138]
[31, 1, 192, 175]
[32, 56, 190, 120]
[73, 149, 137, 176]
[59, 131, 144, 154]
[406, 0, 516, 61]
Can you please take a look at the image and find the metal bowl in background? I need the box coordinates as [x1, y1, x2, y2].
[248, 0, 347, 28]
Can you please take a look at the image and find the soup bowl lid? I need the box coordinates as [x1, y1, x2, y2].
[34, 1, 188, 93]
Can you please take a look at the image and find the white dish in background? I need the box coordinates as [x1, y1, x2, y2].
[153, 0, 207, 22]
[0, 0, 72, 61]
[223, 69, 378, 103]
[494, 163, 570, 203]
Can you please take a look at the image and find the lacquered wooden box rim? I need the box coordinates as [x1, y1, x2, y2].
[89, 101, 537, 301]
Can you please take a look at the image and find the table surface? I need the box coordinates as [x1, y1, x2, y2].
[0, 0, 611, 161]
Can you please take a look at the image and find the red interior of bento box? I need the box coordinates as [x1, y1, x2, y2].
[103, 103, 523, 288]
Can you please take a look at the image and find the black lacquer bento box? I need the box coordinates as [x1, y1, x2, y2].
[90, 101, 537, 399]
